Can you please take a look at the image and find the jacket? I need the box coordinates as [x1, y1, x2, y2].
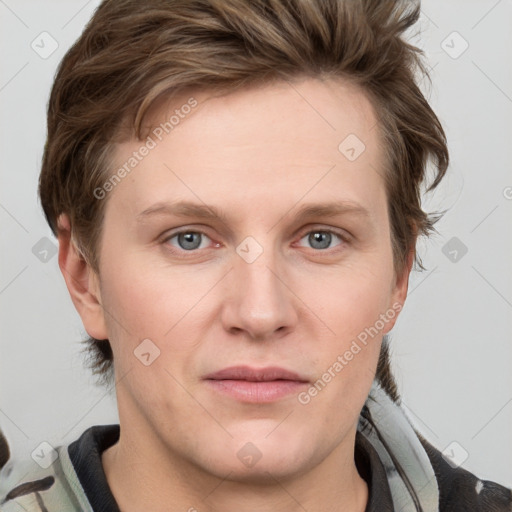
[1, 382, 510, 511]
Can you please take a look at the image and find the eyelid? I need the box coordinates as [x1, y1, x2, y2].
[295, 232, 342, 251]
[160, 225, 213, 241]
[159, 224, 351, 256]
[294, 224, 352, 243]
[158, 229, 221, 262]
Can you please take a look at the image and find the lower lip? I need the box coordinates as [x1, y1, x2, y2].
[205, 379, 308, 403]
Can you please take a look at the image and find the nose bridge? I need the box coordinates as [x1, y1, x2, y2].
[223, 237, 297, 338]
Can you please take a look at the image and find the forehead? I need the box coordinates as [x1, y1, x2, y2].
[107, 77, 386, 219]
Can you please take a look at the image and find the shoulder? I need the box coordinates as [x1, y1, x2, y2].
[0, 442, 91, 512]
[419, 434, 512, 512]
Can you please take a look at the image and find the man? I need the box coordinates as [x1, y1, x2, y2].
[1, 0, 510, 510]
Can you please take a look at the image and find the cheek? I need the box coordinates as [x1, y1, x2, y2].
[98, 251, 218, 355]
[97, 259, 204, 407]
[297, 269, 393, 422]
[97, 235, 240, 403]
[312, 263, 395, 341]
[303, 265, 394, 391]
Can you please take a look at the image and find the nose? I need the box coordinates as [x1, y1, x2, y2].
[220, 244, 298, 341]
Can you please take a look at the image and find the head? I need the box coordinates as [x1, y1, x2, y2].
[40, 0, 448, 482]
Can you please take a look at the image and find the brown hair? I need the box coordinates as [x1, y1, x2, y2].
[39, 0, 448, 396]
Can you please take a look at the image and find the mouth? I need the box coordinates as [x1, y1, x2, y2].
[203, 366, 310, 403]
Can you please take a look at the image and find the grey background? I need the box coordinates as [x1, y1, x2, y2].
[1, 0, 511, 488]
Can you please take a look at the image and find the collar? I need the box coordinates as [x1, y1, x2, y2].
[358, 381, 440, 512]
[67, 382, 439, 512]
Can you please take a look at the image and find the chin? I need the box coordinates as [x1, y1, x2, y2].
[200, 430, 321, 483]
[209, 451, 312, 485]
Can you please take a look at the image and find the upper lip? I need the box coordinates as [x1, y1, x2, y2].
[203, 366, 309, 382]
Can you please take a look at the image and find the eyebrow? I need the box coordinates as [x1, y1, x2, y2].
[137, 201, 229, 224]
[136, 200, 371, 225]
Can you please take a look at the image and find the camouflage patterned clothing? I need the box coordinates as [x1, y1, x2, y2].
[1, 382, 511, 511]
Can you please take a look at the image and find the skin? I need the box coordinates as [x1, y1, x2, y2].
[58, 76, 412, 512]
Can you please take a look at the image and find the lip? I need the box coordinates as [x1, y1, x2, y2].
[203, 365, 309, 403]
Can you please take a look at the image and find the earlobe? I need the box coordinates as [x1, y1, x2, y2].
[57, 214, 108, 340]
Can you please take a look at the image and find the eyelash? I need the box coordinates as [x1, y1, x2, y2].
[161, 227, 350, 258]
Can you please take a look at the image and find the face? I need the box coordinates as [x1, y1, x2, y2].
[84, 77, 409, 481]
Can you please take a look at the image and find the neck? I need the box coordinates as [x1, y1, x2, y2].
[101, 422, 368, 512]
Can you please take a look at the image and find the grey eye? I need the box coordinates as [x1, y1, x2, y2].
[176, 232, 203, 250]
[296, 230, 344, 251]
[164, 230, 214, 253]
[308, 232, 332, 250]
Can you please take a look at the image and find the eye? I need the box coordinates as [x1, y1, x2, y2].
[165, 231, 212, 251]
[297, 230, 344, 250]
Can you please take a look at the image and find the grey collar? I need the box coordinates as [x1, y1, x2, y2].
[359, 381, 440, 512]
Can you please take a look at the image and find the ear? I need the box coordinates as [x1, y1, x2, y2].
[383, 247, 415, 334]
[57, 214, 108, 340]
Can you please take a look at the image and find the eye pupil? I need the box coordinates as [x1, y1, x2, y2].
[309, 232, 331, 250]
[178, 232, 202, 250]
[172, 231, 337, 252]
